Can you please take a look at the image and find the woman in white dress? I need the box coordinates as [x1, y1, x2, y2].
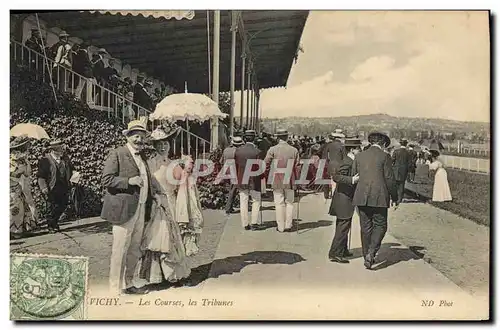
[134, 126, 191, 288]
[175, 154, 204, 257]
[428, 149, 452, 202]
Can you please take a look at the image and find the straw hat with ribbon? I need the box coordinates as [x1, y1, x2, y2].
[122, 120, 148, 137]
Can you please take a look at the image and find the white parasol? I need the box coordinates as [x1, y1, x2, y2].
[149, 93, 228, 122]
[10, 123, 50, 140]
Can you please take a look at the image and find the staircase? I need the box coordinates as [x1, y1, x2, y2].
[10, 39, 211, 158]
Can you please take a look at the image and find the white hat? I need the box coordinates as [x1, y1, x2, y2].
[150, 125, 180, 141]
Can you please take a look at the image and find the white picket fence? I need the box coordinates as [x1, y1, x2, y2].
[440, 155, 490, 174]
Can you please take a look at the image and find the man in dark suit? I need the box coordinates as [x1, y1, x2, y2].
[320, 130, 347, 199]
[320, 130, 347, 163]
[235, 130, 264, 230]
[101, 120, 158, 295]
[133, 75, 154, 111]
[328, 138, 361, 263]
[392, 138, 411, 204]
[352, 132, 398, 269]
[37, 140, 74, 233]
[407, 144, 418, 183]
[220, 136, 244, 215]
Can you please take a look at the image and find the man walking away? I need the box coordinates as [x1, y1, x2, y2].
[407, 144, 418, 183]
[352, 132, 398, 270]
[221, 136, 244, 215]
[235, 130, 263, 231]
[265, 129, 300, 233]
[392, 138, 411, 204]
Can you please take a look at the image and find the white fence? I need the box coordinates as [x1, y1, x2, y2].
[440, 155, 490, 174]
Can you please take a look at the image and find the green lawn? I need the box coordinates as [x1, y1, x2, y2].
[406, 165, 490, 226]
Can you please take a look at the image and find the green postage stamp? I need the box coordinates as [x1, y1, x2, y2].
[10, 253, 89, 320]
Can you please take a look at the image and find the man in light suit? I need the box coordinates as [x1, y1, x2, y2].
[265, 129, 300, 233]
[235, 130, 264, 231]
[352, 132, 398, 270]
[101, 120, 158, 295]
[392, 138, 411, 204]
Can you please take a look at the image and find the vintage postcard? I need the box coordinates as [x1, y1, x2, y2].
[9, 10, 490, 320]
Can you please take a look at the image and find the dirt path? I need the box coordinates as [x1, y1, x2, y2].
[388, 199, 490, 299]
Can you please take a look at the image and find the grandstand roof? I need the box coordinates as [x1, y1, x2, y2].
[31, 10, 309, 93]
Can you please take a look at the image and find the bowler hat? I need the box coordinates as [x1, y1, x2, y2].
[330, 129, 345, 139]
[122, 120, 148, 136]
[367, 131, 391, 148]
[429, 149, 440, 158]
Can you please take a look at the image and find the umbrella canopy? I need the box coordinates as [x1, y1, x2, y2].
[150, 93, 228, 122]
[10, 123, 50, 140]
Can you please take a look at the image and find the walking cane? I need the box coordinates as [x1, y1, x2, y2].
[296, 188, 300, 234]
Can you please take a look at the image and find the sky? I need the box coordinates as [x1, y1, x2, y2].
[235, 11, 490, 122]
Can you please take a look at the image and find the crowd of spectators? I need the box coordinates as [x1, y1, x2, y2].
[23, 28, 173, 120]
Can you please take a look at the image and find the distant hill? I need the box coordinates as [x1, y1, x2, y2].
[257, 113, 490, 141]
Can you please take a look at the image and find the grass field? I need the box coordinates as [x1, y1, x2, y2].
[406, 165, 490, 226]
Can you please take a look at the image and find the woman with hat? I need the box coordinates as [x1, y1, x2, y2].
[10, 135, 37, 238]
[428, 149, 452, 202]
[134, 125, 191, 289]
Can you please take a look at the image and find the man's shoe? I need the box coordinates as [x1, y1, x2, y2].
[284, 228, 294, 233]
[47, 227, 56, 234]
[364, 255, 374, 270]
[344, 251, 353, 258]
[244, 225, 251, 230]
[330, 256, 349, 264]
[123, 286, 150, 295]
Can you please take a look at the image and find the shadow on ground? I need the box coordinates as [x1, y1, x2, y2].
[150, 250, 306, 291]
[348, 243, 426, 271]
[64, 221, 112, 235]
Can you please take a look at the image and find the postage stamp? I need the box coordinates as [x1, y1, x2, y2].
[10, 253, 89, 320]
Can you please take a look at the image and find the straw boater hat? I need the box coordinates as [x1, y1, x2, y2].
[150, 125, 180, 141]
[275, 128, 289, 138]
[330, 129, 345, 139]
[122, 120, 148, 136]
[10, 135, 30, 150]
[59, 31, 70, 38]
[231, 136, 244, 146]
[367, 131, 391, 148]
